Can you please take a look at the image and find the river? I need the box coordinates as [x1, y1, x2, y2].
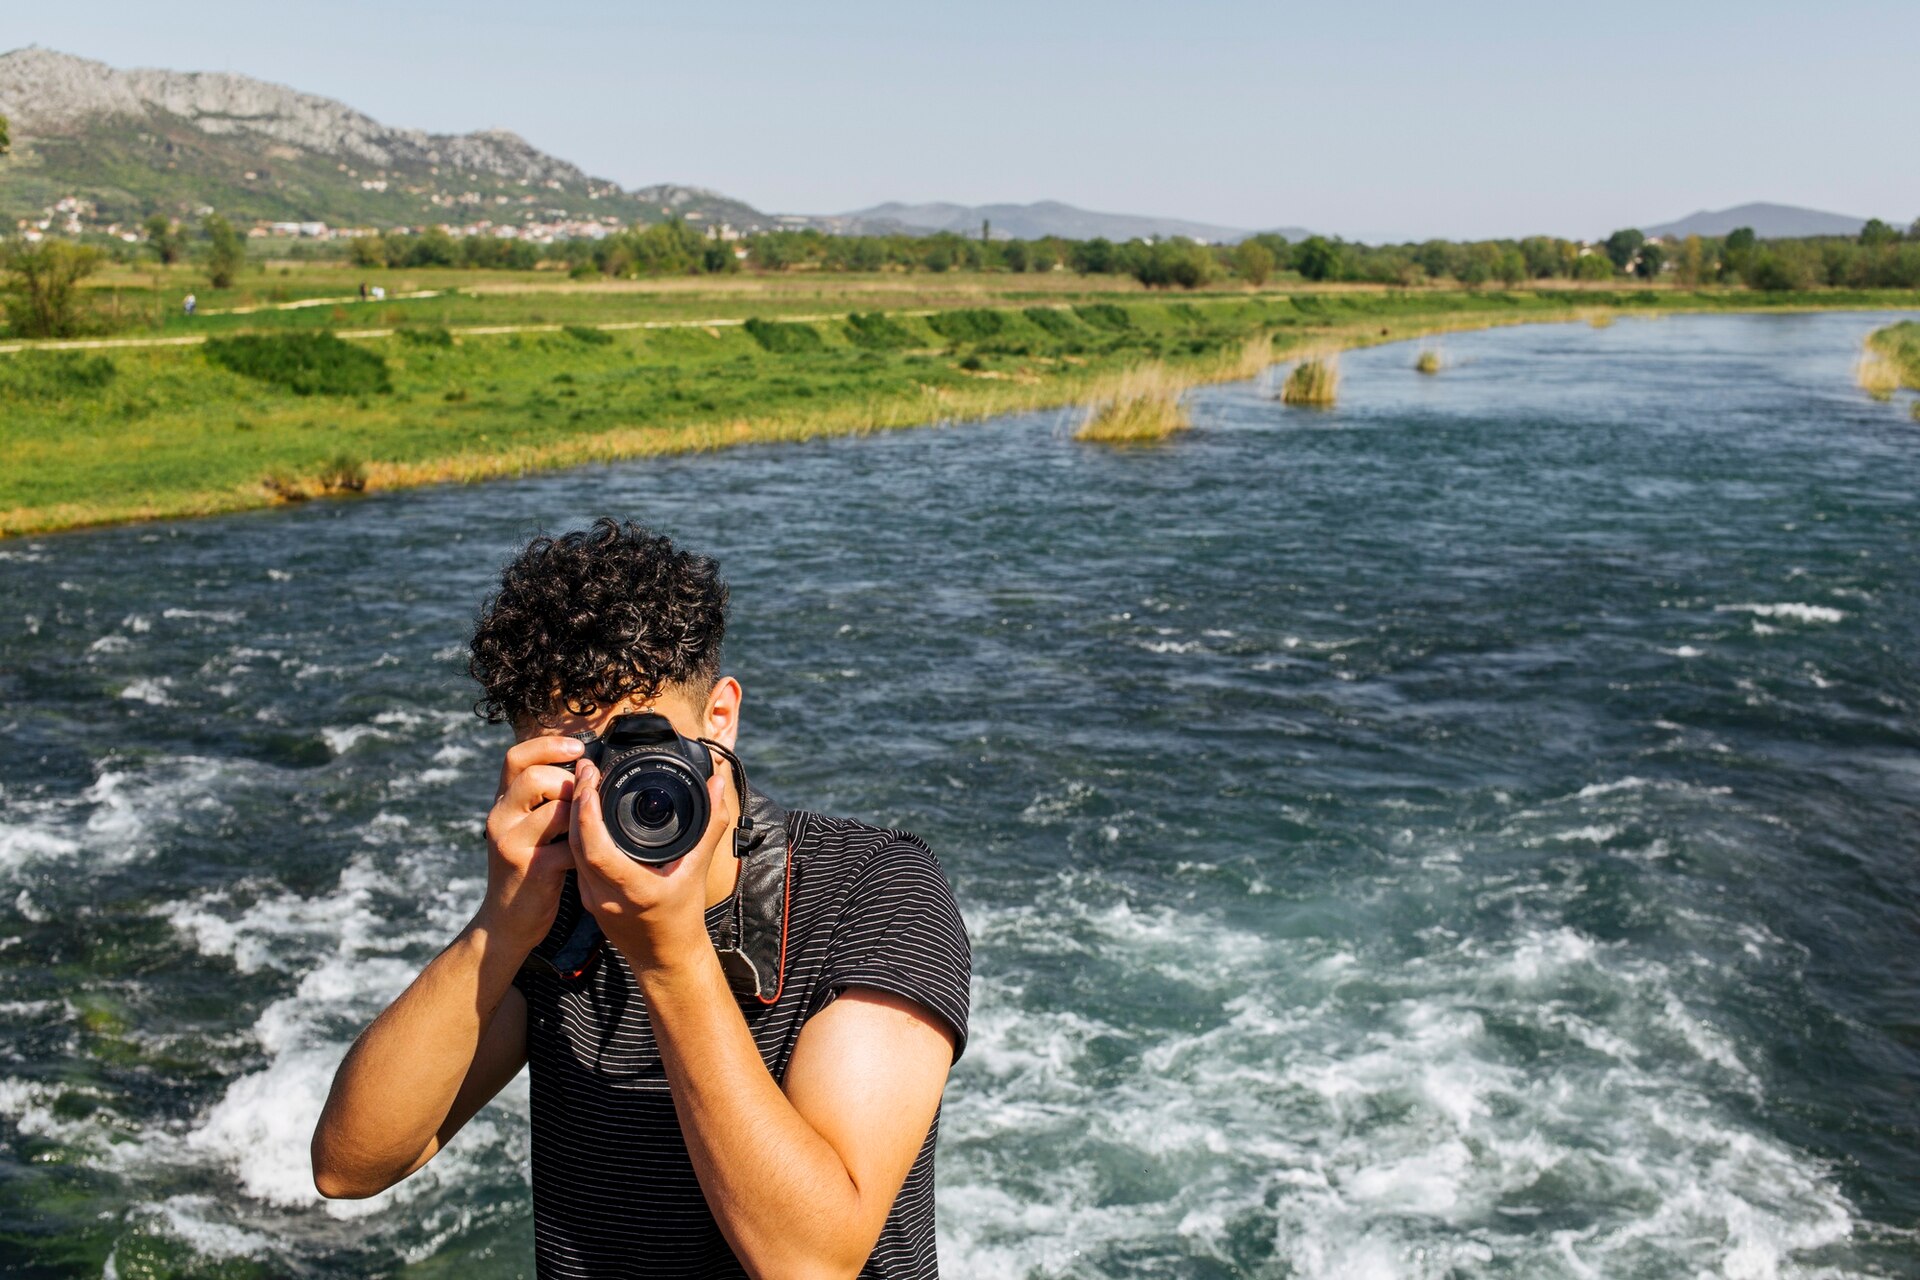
[1, 311, 1916, 1277]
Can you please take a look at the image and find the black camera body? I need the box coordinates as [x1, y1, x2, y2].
[567, 713, 715, 864]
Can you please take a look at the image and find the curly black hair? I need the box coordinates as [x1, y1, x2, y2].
[468, 519, 729, 726]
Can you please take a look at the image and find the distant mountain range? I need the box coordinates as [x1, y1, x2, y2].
[797, 200, 1307, 244]
[4, 48, 1882, 250]
[0, 46, 763, 233]
[0, 48, 1310, 246]
[1643, 202, 1870, 240]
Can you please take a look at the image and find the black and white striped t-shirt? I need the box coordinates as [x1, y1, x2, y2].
[511, 808, 971, 1279]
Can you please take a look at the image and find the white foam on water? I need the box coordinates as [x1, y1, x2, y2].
[1715, 603, 1846, 624]
[120, 677, 174, 706]
[0, 756, 240, 879]
[319, 724, 390, 756]
[135, 1195, 275, 1259]
[938, 882, 1864, 1280]
[162, 607, 246, 624]
[164, 841, 524, 1225]
[1661, 644, 1706, 657]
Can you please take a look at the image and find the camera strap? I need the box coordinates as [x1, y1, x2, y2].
[711, 782, 795, 1006]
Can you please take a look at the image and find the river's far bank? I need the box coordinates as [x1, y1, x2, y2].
[6, 287, 1919, 539]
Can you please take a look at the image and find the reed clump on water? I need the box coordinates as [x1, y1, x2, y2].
[1415, 348, 1442, 375]
[1855, 347, 1902, 401]
[1580, 309, 1616, 329]
[1076, 361, 1191, 444]
[1281, 350, 1340, 406]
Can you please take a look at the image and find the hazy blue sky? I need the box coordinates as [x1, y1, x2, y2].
[10, 0, 1918, 241]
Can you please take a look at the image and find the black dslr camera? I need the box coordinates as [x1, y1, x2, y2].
[565, 713, 724, 865]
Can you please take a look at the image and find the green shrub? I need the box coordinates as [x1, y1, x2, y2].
[1166, 302, 1207, 326]
[844, 312, 919, 349]
[317, 453, 368, 493]
[1022, 307, 1082, 338]
[924, 309, 1006, 343]
[1074, 303, 1133, 331]
[0, 352, 117, 401]
[744, 318, 825, 353]
[204, 332, 392, 396]
[563, 324, 613, 346]
[398, 325, 454, 348]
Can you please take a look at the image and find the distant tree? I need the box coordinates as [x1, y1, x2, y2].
[1720, 226, 1757, 283]
[0, 114, 10, 157]
[700, 242, 738, 274]
[1910, 216, 1920, 241]
[1519, 235, 1566, 279]
[1243, 232, 1290, 265]
[203, 215, 246, 288]
[1634, 240, 1667, 279]
[349, 234, 389, 269]
[1675, 234, 1708, 286]
[1128, 239, 1215, 289]
[1, 238, 106, 337]
[1495, 247, 1527, 286]
[1603, 228, 1645, 272]
[1292, 236, 1343, 282]
[1572, 252, 1616, 281]
[1859, 218, 1899, 247]
[1747, 248, 1814, 291]
[1457, 241, 1499, 288]
[1232, 240, 1275, 286]
[412, 226, 461, 268]
[1413, 239, 1456, 280]
[143, 214, 183, 265]
[1070, 237, 1117, 274]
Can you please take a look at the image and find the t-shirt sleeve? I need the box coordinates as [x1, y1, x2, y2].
[809, 835, 972, 1062]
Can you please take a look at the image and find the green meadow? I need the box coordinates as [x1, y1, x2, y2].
[8, 275, 1920, 536]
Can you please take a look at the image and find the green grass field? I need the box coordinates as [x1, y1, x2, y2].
[7, 272, 1920, 536]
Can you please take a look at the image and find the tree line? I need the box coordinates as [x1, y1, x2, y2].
[8, 185, 1920, 338]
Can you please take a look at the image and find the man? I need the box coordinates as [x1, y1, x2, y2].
[312, 519, 971, 1279]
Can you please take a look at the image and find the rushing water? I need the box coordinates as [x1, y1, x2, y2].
[2, 312, 1918, 1278]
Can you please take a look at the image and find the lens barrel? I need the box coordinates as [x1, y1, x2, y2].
[598, 751, 709, 864]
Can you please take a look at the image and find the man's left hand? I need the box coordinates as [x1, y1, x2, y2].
[567, 759, 731, 970]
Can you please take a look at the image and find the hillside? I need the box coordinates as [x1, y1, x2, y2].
[0, 47, 768, 235]
[1644, 202, 1870, 239]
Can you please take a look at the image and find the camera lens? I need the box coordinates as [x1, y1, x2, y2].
[601, 755, 707, 864]
[635, 787, 676, 830]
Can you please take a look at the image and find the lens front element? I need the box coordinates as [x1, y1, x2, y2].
[602, 753, 708, 864]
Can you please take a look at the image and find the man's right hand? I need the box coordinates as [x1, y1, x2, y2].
[477, 734, 585, 954]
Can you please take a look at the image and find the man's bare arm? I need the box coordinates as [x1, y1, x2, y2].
[310, 925, 529, 1198]
[310, 734, 584, 1198]
[638, 957, 956, 1280]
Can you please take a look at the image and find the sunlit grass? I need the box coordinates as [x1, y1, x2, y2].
[1076, 361, 1191, 444]
[1856, 348, 1902, 401]
[1281, 351, 1340, 406]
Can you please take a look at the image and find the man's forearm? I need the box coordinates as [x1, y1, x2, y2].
[635, 937, 869, 1280]
[312, 914, 527, 1197]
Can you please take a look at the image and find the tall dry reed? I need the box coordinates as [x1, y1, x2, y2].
[1076, 361, 1191, 444]
[1281, 351, 1340, 406]
[1856, 348, 1902, 401]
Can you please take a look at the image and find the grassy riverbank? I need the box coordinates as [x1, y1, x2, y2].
[1867, 321, 1920, 412]
[7, 282, 1920, 537]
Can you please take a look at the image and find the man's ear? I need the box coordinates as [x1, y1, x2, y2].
[702, 676, 742, 750]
